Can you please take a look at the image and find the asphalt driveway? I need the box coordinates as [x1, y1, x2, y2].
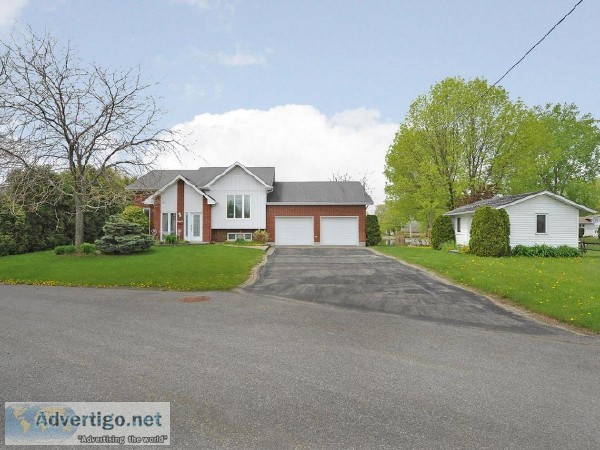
[245, 247, 559, 335]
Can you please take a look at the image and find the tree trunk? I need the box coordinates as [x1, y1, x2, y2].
[73, 195, 85, 246]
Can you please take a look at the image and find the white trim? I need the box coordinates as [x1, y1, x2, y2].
[143, 175, 216, 205]
[203, 161, 273, 190]
[267, 202, 370, 206]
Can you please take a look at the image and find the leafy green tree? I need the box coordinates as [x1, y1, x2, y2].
[510, 103, 600, 206]
[121, 206, 149, 231]
[469, 207, 510, 257]
[385, 77, 527, 226]
[431, 215, 455, 250]
[365, 215, 382, 246]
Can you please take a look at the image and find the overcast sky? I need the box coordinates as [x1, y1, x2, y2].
[2, 0, 598, 205]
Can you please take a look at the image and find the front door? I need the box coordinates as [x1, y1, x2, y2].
[186, 213, 202, 242]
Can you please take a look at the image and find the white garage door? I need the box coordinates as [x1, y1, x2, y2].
[275, 217, 314, 245]
[320, 217, 359, 246]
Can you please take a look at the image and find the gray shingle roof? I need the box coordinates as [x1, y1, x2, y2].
[445, 191, 544, 215]
[267, 182, 373, 204]
[126, 167, 275, 191]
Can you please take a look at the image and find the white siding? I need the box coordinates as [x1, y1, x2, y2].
[184, 184, 204, 214]
[209, 166, 268, 229]
[160, 183, 177, 213]
[453, 214, 472, 246]
[505, 196, 580, 248]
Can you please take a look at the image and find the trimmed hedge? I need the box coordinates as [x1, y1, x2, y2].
[431, 215, 455, 250]
[512, 244, 580, 258]
[366, 215, 382, 246]
[469, 206, 510, 257]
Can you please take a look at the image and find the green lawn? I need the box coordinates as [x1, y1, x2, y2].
[0, 245, 264, 291]
[376, 246, 600, 333]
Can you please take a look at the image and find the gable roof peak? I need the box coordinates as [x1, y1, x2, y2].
[445, 190, 594, 215]
[203, 161, 274, 190]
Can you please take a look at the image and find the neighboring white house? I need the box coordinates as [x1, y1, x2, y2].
[445, 191, 595, 249]
[581, 214, 600, 237]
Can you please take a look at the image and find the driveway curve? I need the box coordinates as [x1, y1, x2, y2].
[245, 247, 562, 335]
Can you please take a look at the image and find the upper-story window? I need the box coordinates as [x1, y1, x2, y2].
[227, 194, 251, 219]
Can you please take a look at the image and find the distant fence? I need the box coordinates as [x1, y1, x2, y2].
[580, 241, 600, 254]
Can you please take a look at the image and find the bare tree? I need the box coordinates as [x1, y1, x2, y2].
[0, 31, 182, 245]
[330, 169, 373, 196]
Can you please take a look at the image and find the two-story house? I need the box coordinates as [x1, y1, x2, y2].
[126, 162, 373, 246]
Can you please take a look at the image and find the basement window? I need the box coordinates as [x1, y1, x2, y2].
[227, 233, 253, 241]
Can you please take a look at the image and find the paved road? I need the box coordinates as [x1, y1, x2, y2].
[0, 250, 599, 448]
[246, 247, 560, 335]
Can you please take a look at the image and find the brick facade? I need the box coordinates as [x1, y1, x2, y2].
[176, 180, 185, 240]
[266, 205, 367, 244]
[202, 196, 212, 242]
[133, 190, 367, 245]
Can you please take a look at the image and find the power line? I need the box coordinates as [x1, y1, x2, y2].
[448, 0, 585, 126]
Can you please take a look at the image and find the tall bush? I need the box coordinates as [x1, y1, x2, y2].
[366, 215, 382, 246]
[431, 215, 455, 250]
[469, 206, 510, 257]
[95, 215, 154, 255]
[121, 205, 149, 231]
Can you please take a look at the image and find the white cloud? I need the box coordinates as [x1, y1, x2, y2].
[172, 0, 211, 10]
[0, 0, 29, 27]
[172, 0, 235, 13]
[217, 50, 265, 66]
[164, 105, 398, 206]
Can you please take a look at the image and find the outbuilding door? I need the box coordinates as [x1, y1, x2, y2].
[275, 217, 314, 245]
[320, 216, 359, 246]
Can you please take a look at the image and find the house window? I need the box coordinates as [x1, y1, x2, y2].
[227, 232, 253, 241]
[536, 214, 547, 234]
[226, 195, 251, 219]
[456, 217, 461, 233]
[143, 208, 151, 234]
[162, 212, 176, 237]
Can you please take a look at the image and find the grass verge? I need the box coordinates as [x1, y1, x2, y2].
[0, 245, 265, 291]
[376, 245, 599, 333]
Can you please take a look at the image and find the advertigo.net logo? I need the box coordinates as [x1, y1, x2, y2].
[4, 402, 170, 446]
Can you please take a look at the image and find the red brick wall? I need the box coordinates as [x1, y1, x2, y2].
[151, 196, 161, 240]
[202, 197, 212, 242]
[176, 180, 185, 240]
[266, 205, 367, 244]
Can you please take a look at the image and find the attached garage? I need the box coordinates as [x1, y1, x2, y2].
[275, 217, 314, 245]
[320, 216, 359, 246]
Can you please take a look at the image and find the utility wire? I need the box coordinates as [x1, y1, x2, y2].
[448, 0, 585, 126]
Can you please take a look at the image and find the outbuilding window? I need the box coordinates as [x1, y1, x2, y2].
[536, 214, 547, 234]
[456, 217, 461, 232]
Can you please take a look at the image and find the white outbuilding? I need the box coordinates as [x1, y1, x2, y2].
[445, 191, 595, 249]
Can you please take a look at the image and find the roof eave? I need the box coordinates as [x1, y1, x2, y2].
[267, 202, 372, 206]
